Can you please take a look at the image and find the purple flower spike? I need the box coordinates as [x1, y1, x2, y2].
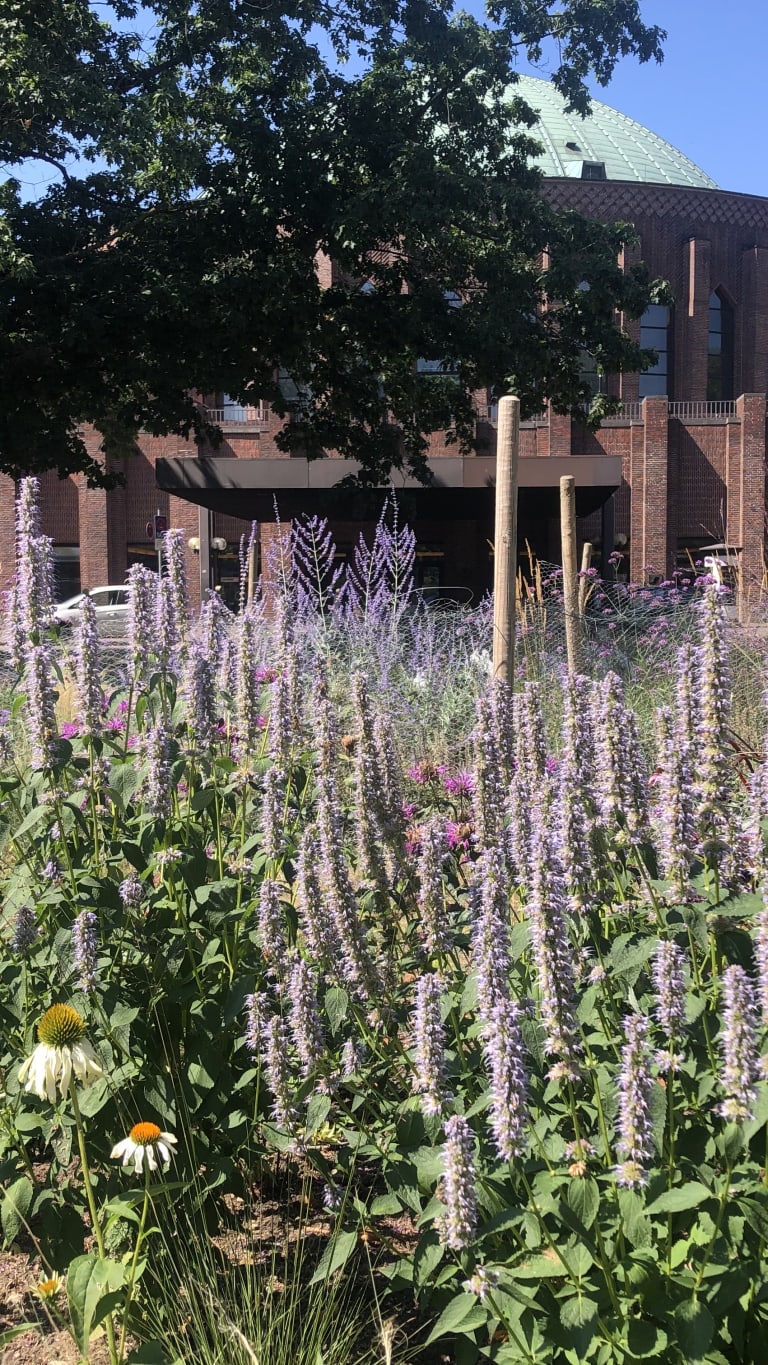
[719, 965, 759, 1123]
[483, 997, 528, 1162]
[412, 974, 450, 1117]
[615, 1013, 654, 1189]
[440, 1115, 477, 1251]
[72, 909, 98, 994]
[288, 958, 325, 1077]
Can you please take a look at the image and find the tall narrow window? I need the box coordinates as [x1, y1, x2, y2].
[639, 304, 672, 398]
[707, 292, 734, 400]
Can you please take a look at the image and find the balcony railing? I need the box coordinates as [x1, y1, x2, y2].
[668, 401, 738, 421]
[204, 404, 270, 428]
[475, 403, 548, 426]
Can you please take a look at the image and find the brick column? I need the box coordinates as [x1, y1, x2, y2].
[630, 397, 670, 583]
[740, 249, 768, 395]
[0, 475, 16, 594]
[729, 394, 766, 603]
[547, 408, 572, 458]
[77, 477, 110, 589]
[680, 238, 711, 400]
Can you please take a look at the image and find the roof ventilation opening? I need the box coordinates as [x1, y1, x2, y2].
[565, 141, 581, 151]
[581, 161, 607, 180]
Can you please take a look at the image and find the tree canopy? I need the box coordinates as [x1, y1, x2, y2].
[0, 0, 665, 486]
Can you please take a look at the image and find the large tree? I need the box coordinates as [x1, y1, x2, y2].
[0, 0, 664, 486]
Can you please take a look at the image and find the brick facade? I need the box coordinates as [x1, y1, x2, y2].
[3, 176, 768, 606]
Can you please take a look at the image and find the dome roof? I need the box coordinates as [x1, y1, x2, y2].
[509, 74, 717, 190]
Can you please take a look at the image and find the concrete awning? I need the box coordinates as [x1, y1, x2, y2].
[156, 454, 621, 520]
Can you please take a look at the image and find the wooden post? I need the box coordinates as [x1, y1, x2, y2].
[578, 540, 593, 616]
[560, 475, 581, 675]
[492, 396, 520, 686]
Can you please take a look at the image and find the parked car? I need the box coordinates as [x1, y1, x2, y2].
[53, 586, 130, 629]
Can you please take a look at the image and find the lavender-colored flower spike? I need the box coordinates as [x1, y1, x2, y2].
[269, 669, 293, 772]
[417, 819, 451, 957]
[695, 584, 731, 822]
[12, 478, 55, 659]
[654, 706, 695, 891]
[440, 1115, 477, 1251]
[126, 563, 156, 688]
[162, 528, 190, 663]
[755, 886, 768, 1031]
[234, 608, 262, 757]
[142, 717, 172, 821]
[527, 827, 580, 1083]
[258, 879, 288, 982]
[373, 711, 404, 835]
[75, 594, 103, 740]
[11, 905, 39, 955]
[653, 940, 687, 1037]
[483, 997, 528, 1162]
[244, 993, 261, 1057]
[261, 1014, 298, 1133]
[515, 683, 546, 789]
[183, 640, 216, 753]
[615, 1013, 654, 1189]
[412, 974, 450, 1117]
[491, 678, 515, 786]
[72, 909, 98, 994]
[719, 964, 759, 1122]
[261, 765, 287, 863]
[472, 689, 506, 851]
[471, 845, 512, 1025]
[288, 958, 326, 1077]
[295, 825, 337, 964]
[351, 673, 390, 890]
[558, 675, 597, 912]
[25, 642, 59, 769]
[594, 672, 648, 839]
[119, 873, 144, 910]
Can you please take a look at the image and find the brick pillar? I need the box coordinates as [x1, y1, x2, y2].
[729, 394, 766, 602]
[740, 248, 768, 395]
[77, 477, 110, 589]
[681, 238, 711, 400]
[630, 397, 670, 583]
[0, 475, 16, 594]
[547, 408, 572, 458]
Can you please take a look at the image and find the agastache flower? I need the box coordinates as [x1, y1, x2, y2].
[654, 706, 695, 890]
[288, 958, 325, 1077]
[471, 845, 512, 1024]
[262, 1014, 298, 1133]
[472, 690, 506, 851]
[25, 642, 59, 769]
[162, 528, 190, 665]
[74, 594, 103, 739]
[653, 940, 687, 1037]
[142, 717, 172, 821]
[439, 1115, 477, 1250]
[615, 1013, 654, 1189]
[295, 825, 337, 964]
[258, 879, 288, 982]
[412, 974, 450, 1117]
[482, 997, 528, 1162]
[527, 827, 580, 1083]
[244, 993, 261, 1057]
[10, 904, 38, 955]
[755, 889, 768, 1031]
[119, 873, 145, 909]
[719, 965, 759, 1122]
[417, 819, 451, 956]
[126, 564, 157, 688]
[72, 910, 98, 994]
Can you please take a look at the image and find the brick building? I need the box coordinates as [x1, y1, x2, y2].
[3, 75, 767, 607]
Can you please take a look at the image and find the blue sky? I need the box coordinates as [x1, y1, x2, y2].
[519, 0, 768, 198]
[10, 0, 766, 201]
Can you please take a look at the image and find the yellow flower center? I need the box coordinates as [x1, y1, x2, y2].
[130, 1121, 162, 1146]
[38, 1004, 86, 1047]
[36, 1276, 61, 1298]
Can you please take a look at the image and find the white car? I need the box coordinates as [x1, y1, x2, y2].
[54, 586, 130, 628]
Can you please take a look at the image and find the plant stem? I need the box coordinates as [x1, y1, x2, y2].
[69, 1081, 118, 1365]
[118, 1166, 152, 1363]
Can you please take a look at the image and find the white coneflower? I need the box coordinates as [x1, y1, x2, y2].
[18, 1005, 103, 1103]
[111, 1121, 178, 1175]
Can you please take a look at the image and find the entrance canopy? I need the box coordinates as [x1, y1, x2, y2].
[155, 453, 621, 521]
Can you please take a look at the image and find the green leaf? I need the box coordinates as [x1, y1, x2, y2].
[67, 1254, 109, 1353]
[424, 1293, 488, 1346]
[560, 1295, 599, 1355]
[413, 1234, 444, 1288]
[309, 1229, 358, 1283]
[0, 1324, 41, 1346]
[306, 1093, 332, 1135]
[369, 1193, 402, 1215]
[567, 1176, 600, 1230]
[1, 1176, 33, 1246]
[674, 1299, 715, 1361]
[625, 1319, 668, 1358]
[646, 1184, 713, 1215]
[324, 987, 349, 1036]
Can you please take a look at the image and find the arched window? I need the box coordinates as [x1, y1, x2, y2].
[707, 291, 734, 400]
[639, 304, 672, 398]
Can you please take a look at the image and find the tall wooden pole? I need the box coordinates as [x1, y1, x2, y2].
[492, 396, 520, 686]
[560, 474, 581, 675]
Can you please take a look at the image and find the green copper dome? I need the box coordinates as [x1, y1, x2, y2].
[509, 74, 718, 190]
